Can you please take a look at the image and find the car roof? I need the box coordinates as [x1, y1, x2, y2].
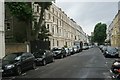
[6, 52, 26, 56]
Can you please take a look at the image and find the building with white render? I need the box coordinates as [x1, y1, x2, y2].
[33, 3, 88, 49]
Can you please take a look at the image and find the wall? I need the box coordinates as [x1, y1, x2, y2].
[5, 43, 27, 55]
[0, 2, 5, 59]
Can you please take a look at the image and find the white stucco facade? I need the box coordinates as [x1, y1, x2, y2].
[32, 3, 88, 49]
[0, 1, 5, 59]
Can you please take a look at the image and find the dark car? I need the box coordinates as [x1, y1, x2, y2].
[111, 59, 120, 74]
[33, 50, 54, 66]
[2, 52, 36, 76]
[104, 47, 119, 58]
[52, 47, 66, 58]
[101, 46, 107, 53]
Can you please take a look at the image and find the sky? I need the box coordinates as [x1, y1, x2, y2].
[55, 0, 120, 36]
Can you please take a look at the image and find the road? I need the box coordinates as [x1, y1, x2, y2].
[2, 47, 119, 79]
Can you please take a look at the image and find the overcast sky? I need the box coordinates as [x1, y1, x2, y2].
[55, 0, 119, 35]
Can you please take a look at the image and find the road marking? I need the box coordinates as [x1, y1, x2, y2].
[35, 68, 39, 70]
[107, 76, 112, 78]
[110, 70, 113, 73]
[22, 72, 26, 76]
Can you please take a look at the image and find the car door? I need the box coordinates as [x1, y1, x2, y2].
[21, 53, 29, 70]
[21, 53, 32, 70]
[47, 50, 53, 62]
[25, 53, 34, 68]
[45, 50, 51, 63]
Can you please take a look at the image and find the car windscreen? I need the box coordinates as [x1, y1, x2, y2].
[52, 49, 62, 51]
[3, 53, 20, 61]
[33, 51, 45, 58]
[107, 47, 117, 53]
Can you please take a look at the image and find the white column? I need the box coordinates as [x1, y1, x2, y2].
[0, 0, 5, 59]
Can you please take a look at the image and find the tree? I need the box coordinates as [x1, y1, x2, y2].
[6, 2, 53, 42]
[38, 24, 51, 41]
[6, 2, 33, 42]
[93, 22, 107, 45]
[33, 2, 52, 40]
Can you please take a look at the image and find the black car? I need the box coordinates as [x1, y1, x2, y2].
[104, 47, 119, 58]
[2, 52, 36, 76]
[33, 50, 54, 66]
[111, 59, 120, 74]
[52, 47, 66, 58]
[101, 46, 107, 53]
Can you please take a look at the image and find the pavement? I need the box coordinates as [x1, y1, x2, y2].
[2, 47, 119, 79]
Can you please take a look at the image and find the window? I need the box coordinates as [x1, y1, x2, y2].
[6, 23, 11, 30]
[57, 40, 59, 46]
[57, 19, 58, 25]
[59, 14, 61, 19]
[60, 21, 61, 26]
[75, 36, 77, 40]
[57, 26, 58, 33]
[59, 29, 61, 36]
[52, 26, 54, 34]
[53, 39, 54, 46]
[48, 13, 51, 19]
[53, 16, 55, 22]
[66, 42, 67, 46]
[52, 8, 54, 13]
[37, 6, 39, 12]
[7, 26, 10, 30]
[56, 11, 58, 16]
[47, 24, 49, 29]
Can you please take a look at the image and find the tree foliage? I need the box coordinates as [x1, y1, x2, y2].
[6, 2, 32, 21]
[6, 2, 53, 42]
[33, 2, 52, 40]
[93, 22, 107, 45]
[38, 25, 51, 41]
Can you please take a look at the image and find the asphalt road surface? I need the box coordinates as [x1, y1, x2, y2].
[2, 47, 119, 79]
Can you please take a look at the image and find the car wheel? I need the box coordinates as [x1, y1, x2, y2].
[60, 54, 63, 58]
[16, 66, 22, 75]
[42, 59, 46, 66]
[32, 62, 36, 69]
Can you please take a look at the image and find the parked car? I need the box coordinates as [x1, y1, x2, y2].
[65, 48, 71, 56]
[88, 45, 93, 48]
[111, 59, 120, 74]
[101, 46, 107, 53]
[2, 52, 36, 76]
[33, 50, 54, 66]
[52, 47, 66, 58]
[99, 45, 104, 50]
[103, 46, 119, 58]
[68, 47, 75, 55]
[82, 45, 89, 50]
[73, 46, 79, 53]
